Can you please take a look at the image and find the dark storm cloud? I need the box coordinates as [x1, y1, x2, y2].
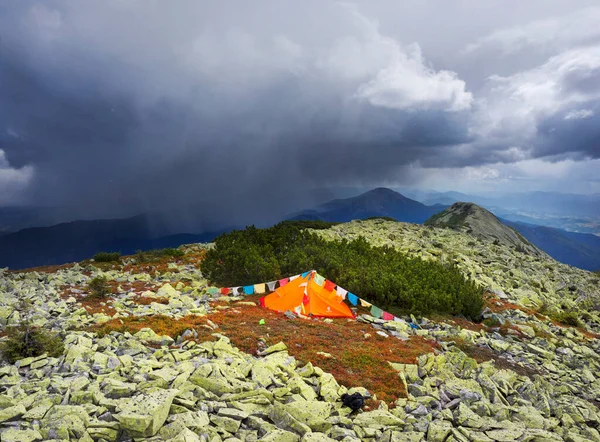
[536, 102, 600, 159]
[1, 0, 600, 224]
[0, 1, 477, 228]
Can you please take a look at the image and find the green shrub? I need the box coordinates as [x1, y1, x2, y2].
[93, 251, 121, 262]
[0, 325, 64, 363]
[87, 276, 111, 299]
[202, 223, 484, 318]
[134, 248, 184, 263]
[552, 311, 581, 327]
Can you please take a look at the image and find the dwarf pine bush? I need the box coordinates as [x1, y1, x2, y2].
[202, 222, 484, 318]
[93, 251, 121, 262]
[0, 301, 64, 363]
[87, 276, 111, 299]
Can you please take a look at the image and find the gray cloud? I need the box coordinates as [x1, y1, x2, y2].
[0, 0, 599, 229]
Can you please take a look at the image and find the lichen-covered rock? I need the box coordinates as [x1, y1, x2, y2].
[115, 389, 178, 437]
[0, 428, 43, 442]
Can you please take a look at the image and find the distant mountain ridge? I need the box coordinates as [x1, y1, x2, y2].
[0, 215, 225, 270]
[289, 187, 446, 224]
[505, 220, 600, 272]
[424, 202, 544, 256]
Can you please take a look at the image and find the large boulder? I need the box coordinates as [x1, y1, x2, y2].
[114, 389, 178, 437]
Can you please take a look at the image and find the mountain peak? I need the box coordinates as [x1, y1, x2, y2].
[425, 202, 544, 256]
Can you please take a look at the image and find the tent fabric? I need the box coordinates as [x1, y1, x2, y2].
[261, 271, 354, 318]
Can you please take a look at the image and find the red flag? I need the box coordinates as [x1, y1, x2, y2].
[220, 287, 230, 295]
[324, 280, 336, 291]
[382, 311, 394, 321]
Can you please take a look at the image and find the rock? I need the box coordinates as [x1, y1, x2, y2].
[353, 410, 404, 429]
[115, 389, 178, 437]
[301, 433, 336, 441]
[210, 415, 242, 433]
[259, 429, 300, 441]
[485, 428, 524, 441]
[0, 428, 44, 442]
[156, 283, 180, 298]
[513, 324, 535, 338]
[218, 407, 250, 421]
[284, 400, 332, 432]
[258, 342, 287, 356]
[427, 420, 453, 442]
[171, 428, 202, 442]
[0, 404, 26, 423]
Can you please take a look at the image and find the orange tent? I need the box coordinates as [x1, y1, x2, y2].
[260, 271, 354, 318]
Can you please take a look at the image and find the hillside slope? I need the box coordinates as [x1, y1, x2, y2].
[425, 202, 544, 256]
[0, 223, 599, 440]
[289, 187, 445, 223]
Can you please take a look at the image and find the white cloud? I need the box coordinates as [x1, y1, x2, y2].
[464, 6, 600, 55]
[474, 46, 600, 141]
[180, 2, 473, 112]
[564, 109, 594, 120]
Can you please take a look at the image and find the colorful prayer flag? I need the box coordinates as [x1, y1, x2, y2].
[231, 286, 240, 295]
[360, 299, 372, 308]
[279, 278, 289, 287]
[314, 274, 325, 286]
[324, 280, 336, 291]
[301, 271, 310, 278]
[243, 285, 254, 295]
[290, 274, 300, 281]
[220, 287, 230, 295]
[267, 281, 277, 292]
[347, 293, 358, 306]
[370, 305, 383, 318]
[254, 283, 266, 294]
[207, 287, 220, 296]
[382, 311, 394, 321]
[336, 287, 348, 299]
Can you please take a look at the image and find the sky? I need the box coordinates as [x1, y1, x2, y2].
[1, 0, 599, 228]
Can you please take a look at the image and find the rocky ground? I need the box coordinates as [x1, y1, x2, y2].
[0, 222, 599, 441]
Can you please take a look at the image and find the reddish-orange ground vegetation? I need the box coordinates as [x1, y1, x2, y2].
[90, 298, 440, 403]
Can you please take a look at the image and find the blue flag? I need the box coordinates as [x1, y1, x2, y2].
[243, 285, 254, 295]
[347, 293, 358, 306]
